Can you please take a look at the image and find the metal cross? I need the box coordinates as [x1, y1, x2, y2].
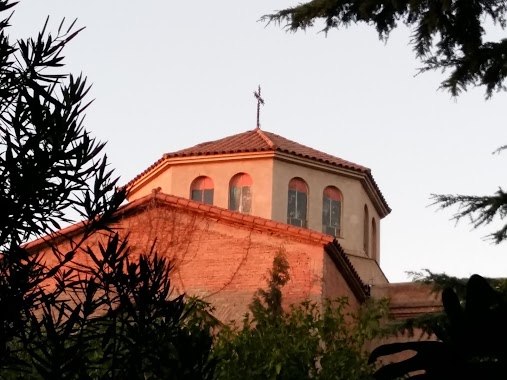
[254, 85, 264, 129]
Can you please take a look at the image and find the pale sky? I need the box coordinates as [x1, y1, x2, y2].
[12, 1, 507, 282]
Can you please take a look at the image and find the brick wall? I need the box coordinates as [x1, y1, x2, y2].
[118, 202, 328, 321]
[34, 200, 363, 322]
[371, 282, 442, 320]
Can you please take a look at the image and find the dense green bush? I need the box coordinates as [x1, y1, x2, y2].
[213, 251, 390, 380]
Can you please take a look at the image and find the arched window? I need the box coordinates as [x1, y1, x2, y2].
[190, 176, 214, 205]
[229, 173, 253, 214]
[371, 218, 377, 260]
[322, 186, 342, 236]
[363, 205, 369, 255]
[287, 178, 308, 228]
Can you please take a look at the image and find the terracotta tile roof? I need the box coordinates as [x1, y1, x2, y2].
[24, 192, 368, 301]
[123, 129, 390, 215]
[124, 156, 165, 191]
[164, 128, 369, 172]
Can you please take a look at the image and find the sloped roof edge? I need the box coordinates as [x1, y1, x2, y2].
[24, 192, 368, 302]
[324, 242, 370, 302]
[122, 129, 390, 215]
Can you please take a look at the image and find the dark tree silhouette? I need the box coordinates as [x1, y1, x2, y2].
[0, 1, 217, 378]
[263, 1, 507, 241]
[369, 275, 507, 379]
[263, 0, 507, 98]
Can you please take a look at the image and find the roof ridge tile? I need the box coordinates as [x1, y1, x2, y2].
[255, 128, 276, 149]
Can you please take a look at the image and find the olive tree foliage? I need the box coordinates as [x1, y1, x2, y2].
[263, 0, 507, 98]
[212, 250, 390, 380]
[0, 1, 216, 378]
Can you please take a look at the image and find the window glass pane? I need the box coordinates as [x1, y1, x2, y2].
[203, 189, 214, 205]
[191, 190, 203, 202]
[325, 225, 337, 236]
[322, 196, 341, 236]
[288, 187, 308, 228]
[296, 191, 307, 223]
[230, 187, 240, 211]
[322, 197, 330, 225]
[287, 189, 297, 219]
[330, 199, 340, 227]
[241, 186, 252, 214]
[191, 176, 214, 203]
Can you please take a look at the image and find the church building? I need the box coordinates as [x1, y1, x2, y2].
[119, 123, 436, 321]
[27, 93, 440, 323]
[126, 127, 390, 288]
